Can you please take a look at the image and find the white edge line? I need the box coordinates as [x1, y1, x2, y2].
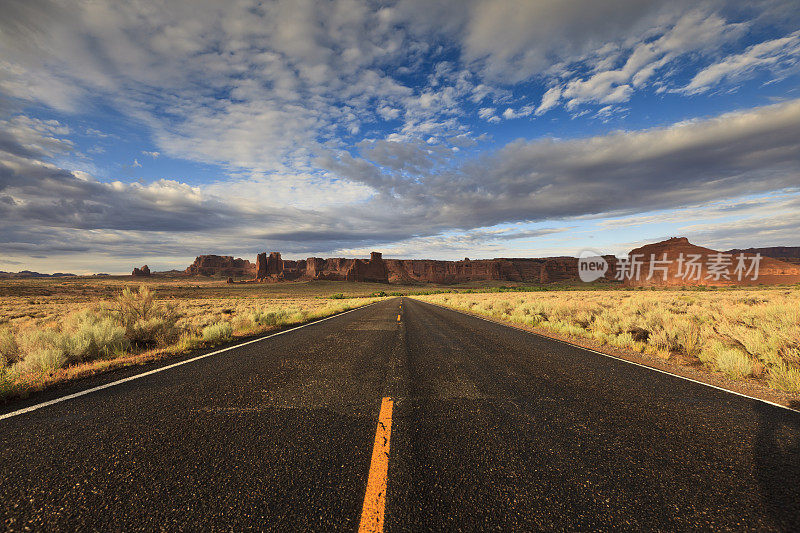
[0, 301, 382, 422]
[415, 299, 800, 415]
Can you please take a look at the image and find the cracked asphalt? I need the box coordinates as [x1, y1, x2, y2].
[1, 297, 799, 531]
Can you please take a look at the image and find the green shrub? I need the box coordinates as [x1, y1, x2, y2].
[63, 311, 129, 363]
[330, 293, 345, 299]
[202, 322, 232, 344]
[18, 345, 65, 374]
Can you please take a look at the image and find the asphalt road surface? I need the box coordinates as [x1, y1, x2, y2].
[1, 297, 799, 531]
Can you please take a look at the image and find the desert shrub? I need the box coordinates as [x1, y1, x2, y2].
[115, 286, 157, 327]
[330, 293, 345, 299]
[232, 314, 255, 334]
[176, 332, 203, 352]
[58, 308, 130, 363]
[16, 330, 66, 374]
[202, 322, 232, 344]
[715, 348, 753, 378]
[64, 314, 129, 363]
[251, 309, 288, 326]
[127, 317, 179, 347]
[677, 320, 702, 357]
[0, 367, 18, 397]
[0, 327, 21, 366]
[649, 328, 678, 353]
[496, 301, 514, 315]
[114, 286, 179, 347]
[779, 343, 800, 366]
[768, 364, 800, 393]
[24, 347, 65, 373]
[609, 332, 636, 349]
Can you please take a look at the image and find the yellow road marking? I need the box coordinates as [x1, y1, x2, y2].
[358, 397, 393, 533]
[397, 314, 401, 322]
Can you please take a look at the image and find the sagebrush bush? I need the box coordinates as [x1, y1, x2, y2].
[13, 326, 66, 372]
[114, 286, 179, 347]
[62, 310, 129, 363]
[128, 317, 179, 347]
[251, 310, 286, 326]
[769, 364, 800, 393]
[202, 322, 233, 344]
[0, 327, 21, 367]
[715, 348, 753, 378]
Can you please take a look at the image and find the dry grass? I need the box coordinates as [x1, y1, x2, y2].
[0, 279, 385, 400]
[414, 288, 800, 394]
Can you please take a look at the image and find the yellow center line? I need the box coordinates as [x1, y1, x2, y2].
[397, 314, 401, 322]
[358, 397, 394, 533]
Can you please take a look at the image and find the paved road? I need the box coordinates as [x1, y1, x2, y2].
[1, 297, 799, 531]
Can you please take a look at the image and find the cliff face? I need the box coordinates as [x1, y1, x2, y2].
[384, 258, 502, 284]
[179, 238, 798, 286]
[304, 252, 388, 282]
[182, 251, 617, 284]
[184, 255, 256, 277]
[623, 237, 800, 286]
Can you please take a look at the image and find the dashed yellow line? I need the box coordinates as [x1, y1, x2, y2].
[397, 314, 401, 322]
[358, 397, 394, 533]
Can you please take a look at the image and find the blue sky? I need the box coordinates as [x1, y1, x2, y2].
[1, 0, 799, 273]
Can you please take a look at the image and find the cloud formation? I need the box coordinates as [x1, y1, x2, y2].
[1, 0, 799, 271]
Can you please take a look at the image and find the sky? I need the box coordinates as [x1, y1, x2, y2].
[1, 0, 799, 274]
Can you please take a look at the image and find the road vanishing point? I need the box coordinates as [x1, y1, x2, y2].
[1, 297, 799, 531]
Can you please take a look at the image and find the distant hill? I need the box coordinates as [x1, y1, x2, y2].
[724, 246, 800, 265]
[0, 271, 77, 279]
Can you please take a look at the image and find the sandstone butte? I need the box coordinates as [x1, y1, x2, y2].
[171, 238, 800, 286]
[131, 265, 151, 277]
[623, 237, 800, 287]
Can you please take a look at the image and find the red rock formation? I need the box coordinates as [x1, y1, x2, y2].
[622, 237, 800, 286]
[255, 252, 267, 279]
[185, 255, 255, 277]
[131, 265, 151, 277]
[384, 258, 504, 284]
[382, 256, 618, 284]
[346, 252, 389, 283]
[725, 246, 800, 266]
[188, 239, 800, 287]
[217, 251, 617, 285]
[255, 252, 305, 281]
[304, 257, 357, 281]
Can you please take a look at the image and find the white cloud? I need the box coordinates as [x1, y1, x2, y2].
[550, 10, 746, 110]
[681, 30, 800, 94]
[536, 86, 562, 115]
